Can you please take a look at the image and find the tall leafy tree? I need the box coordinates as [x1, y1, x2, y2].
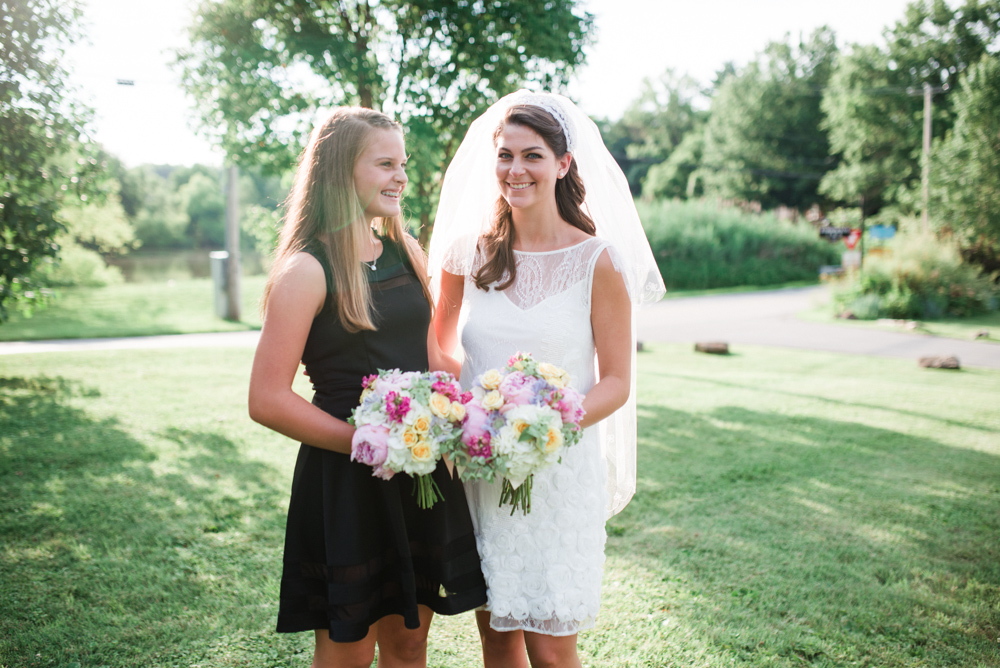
[0, 0, 101, 319]
[176, 0, 594, 240]
[820, 0, 1000, 221]
[930, 53, 1000, 275]
[697, 28, 838, 210]
[598, 70, 706, 196]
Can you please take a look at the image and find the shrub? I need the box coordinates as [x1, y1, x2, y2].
[832, 231, 998, 319]
[637, 199, 840, 289]
[37, 239, 125, 288]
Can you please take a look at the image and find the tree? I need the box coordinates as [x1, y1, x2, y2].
[0, 0, 100, 319]
[176, 0, 594, 242]
[930, 53, 1000, 275]
[598, 70, 706, 196]
[643, 130, 705, 200]
[820, 0, 1000, 221]
[697, 28, 838, 210]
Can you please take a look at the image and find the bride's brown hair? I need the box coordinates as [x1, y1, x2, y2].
[473, 104, 596, 292]
[261, 107, 432, 331]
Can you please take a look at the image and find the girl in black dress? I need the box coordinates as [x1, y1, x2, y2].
[249, 107, 487, 668]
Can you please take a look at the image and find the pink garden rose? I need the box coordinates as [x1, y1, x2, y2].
[553, 386, 586, 424]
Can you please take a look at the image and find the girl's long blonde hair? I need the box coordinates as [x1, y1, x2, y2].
[261, 107, 432, 332]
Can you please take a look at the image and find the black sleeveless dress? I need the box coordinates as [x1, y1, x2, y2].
[275, 236, 487, 642]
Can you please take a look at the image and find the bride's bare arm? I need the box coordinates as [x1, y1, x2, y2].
[248, 252, 355, 454]
[582, 250, 631, 429]
[427, 325, 460, 377]
[434, 269, 466, 356]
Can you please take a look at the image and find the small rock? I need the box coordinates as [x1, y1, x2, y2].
[837, 311, 858, 320]
[918, 356, 960, 370]
[904, 321, 919, 330]
[636, 340, 645, 352]
[695, 342, 729, 355]
[974, 329, 989, 340]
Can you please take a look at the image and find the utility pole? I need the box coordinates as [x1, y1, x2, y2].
[922, 83, 933, 230]
[224, 164, 241, 321]
[917, 83, 947, 230]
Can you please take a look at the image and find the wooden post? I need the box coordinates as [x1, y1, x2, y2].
[225, 164, 241, 321]
[922, 82, 932, 230]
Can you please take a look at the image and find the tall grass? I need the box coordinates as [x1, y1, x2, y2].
[638, 199, 840, 289]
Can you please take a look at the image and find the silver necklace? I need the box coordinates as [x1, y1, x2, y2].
[364, 235, 381, 271]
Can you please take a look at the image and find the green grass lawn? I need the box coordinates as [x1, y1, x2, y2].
[662, 280, 821, 300]
[0, 276, 266, 341]
[799, 302, 1000, 345]
[1, 345, 998, 667]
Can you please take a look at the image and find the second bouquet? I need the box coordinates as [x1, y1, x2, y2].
[450, 352, 586, 514]
[350, 369, 470, 509]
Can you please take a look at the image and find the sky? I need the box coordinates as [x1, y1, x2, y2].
[66, 0, 919, 167]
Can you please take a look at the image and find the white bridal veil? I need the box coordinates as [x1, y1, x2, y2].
[427, 90, 666, 517]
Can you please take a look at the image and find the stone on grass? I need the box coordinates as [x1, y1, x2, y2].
[918, 356, 960, 370]
[695, 342, 729, 355]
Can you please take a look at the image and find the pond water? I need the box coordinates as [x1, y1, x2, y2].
[107, 250, 268, 283]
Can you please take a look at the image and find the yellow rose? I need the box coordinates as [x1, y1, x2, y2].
[412, 414, 431, 434]
[511, 419, 530, 437]
[481, 369, 503, 390]
[544, 426, 564, 453]
[537, 362, 560, 377]
[359, 387, 373, 403]
[537, 362, 568, 386]
[481, 389, 505, 411]
[513, 361, 524, 371]
[449, 401, 466, 422]
[410, 440, 433, 462]
[402, 428, 420, 447]
[429, 392, 452, 418]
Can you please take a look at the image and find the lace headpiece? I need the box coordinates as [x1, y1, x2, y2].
[508, 91, 578, 153]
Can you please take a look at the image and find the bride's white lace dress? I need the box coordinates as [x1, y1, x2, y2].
[449, 236, 610, 636]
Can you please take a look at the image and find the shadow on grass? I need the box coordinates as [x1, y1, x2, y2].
[650, 369, 996, 434]
[609, 403, 1000, 667]
[0, 376, 304, 667]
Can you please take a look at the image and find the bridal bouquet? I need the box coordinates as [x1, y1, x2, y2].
[450, 352, 586, 514]
[349, 369, 470, 509]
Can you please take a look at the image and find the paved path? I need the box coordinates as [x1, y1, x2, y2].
[637, 286, 1000, 370]
[0, 330, 260, 355]
[2, 286, 999, 369]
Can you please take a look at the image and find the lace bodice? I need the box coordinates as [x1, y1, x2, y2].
[451, 236, 610, 636]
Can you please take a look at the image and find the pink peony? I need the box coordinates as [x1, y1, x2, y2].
[351, 423, 390, 468]
[499, 371, 537, 407]
[462, 402, 493, 452]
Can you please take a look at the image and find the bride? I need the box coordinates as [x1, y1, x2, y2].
[429, 91, 664, 667]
